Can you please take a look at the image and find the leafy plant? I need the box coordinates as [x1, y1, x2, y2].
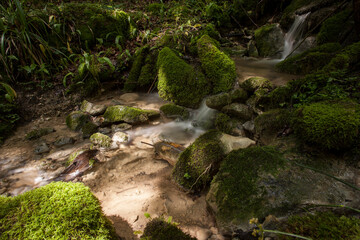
[0, 82, 16, 103]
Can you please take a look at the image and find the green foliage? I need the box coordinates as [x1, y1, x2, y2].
[276, 43, 341, 75]
[209, 146, 285, 223]
[197, 35, 236, 93]
[160, 103, 190, 119]
[0, 82, 17, 103]
[324, 41, 360, 72]
[292, 101, 360, 150]
[157, 47, 209, 108]
[280, 212, 360, 240]
[141, 217, 196, 240]
[172, 130, 225, 193]
[317, 9, 352, 45]
[205, 2, 230, 27]
[0, 182, 116, 239]
[0, 103, 20, 144]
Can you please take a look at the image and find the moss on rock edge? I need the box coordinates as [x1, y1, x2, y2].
[0, 182, 116, 239]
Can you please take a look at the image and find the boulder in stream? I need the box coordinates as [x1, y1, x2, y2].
[160, 103, 190, 120]
[103, 105, 159, 125]
[90, 133, 112, 148]
[206, 93, 232, 111]
[241, 77, 273, 93]
[80, 100, 107, 116]
[222, 103, 253, 121]
[66, 111, 97, 136]
[154, 141, 185, 166]
[215, 113, 246, 136]
[254, 24, 284, 57]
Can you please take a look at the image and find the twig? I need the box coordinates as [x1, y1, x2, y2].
[147, 75, 158, 94]
[141, 141, 154, 147]
[188, 164, 212, 192]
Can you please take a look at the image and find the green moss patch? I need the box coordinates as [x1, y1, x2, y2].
[172, 130, 225, 193]
[25, 128, 54, 140]
[157, 47, 209, 108]
[280, 212, 360, 240]
[292, 101, 360, 150]
[206, 146, 286, 227]
[0, 182, 116, 239]
[197, 35, 236, 93]
[90, 133, 112, 148]
[103, 105, 158, 124]
[254, 24, 284, 57]
[160, 103, 190, 119]
[323, 41, 360, 72]
[276, 43, 341, 75]
[141, 217, 196, 240]
[124, 47, 149, 92]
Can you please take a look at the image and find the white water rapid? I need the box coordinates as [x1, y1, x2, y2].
[281, 12, 310, 59]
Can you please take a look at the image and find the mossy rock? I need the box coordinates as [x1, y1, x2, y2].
[0, 182, 116, 239]
[241, 77, 273, 93]
[172, 130, 225, 193]
[66, 111, 92, 131]
[141, 217, 196, 240]
[254, 24, 284, 57]
[138, 51, 158, 88]
[317, 9, 353, 45]
[215, 113, 245, 136]
[160, 103, 190, 120]
[157, 47, 209, 108]
[323, 41, 360, 72]
[103, 105, 159, 124]
[292, 101, 360, 150]
[206, 146, 286, 233]
[124, 47, 149, 92]
[80, 100, 107, 116]
[280, 211, 360, 240]
[197, 35, 236, 93]
[81, 121, 99, 138]
[222, 103, 253, 121]
[90, 133, 112, 148]
[276, 43, 341, 75]
[25, 128, 54, 140]
[229, 88, 248, 103]
[205, 93, 232, 111]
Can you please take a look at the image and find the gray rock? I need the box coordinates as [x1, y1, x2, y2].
[80, 100, 107, 116]
[254, 24, 284, 58]
[25, 128, 55, 140]
[219, 133, 256, 154]
[34, 142, 50, 154]
[243, 120, 255, 133]
[206, 93, 232, 110]
[111, 123, 132, 133]
[241, 77, 273, 93]
[112, 132, 129, 144]
[222, 103, 253, 121]
[54, 137, 75, 147]
[98, 127, 112, 135]
[66, 111, 91, 131]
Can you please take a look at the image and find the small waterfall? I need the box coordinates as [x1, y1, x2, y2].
[281, 12, 310, 59]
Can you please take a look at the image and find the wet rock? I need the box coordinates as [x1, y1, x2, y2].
[111, 123, 132, 133]
[34, 142, 50, 154]
[229, 88, 248, 103]
[242, 120, 255, 133]
[215, 113, 246, 137]
[172, 130, 226, 193]
[81, 121, 99, 138]
[80, 100, 107, 116]
[54, 137, 75, 147]
[66, 111, 92, 131]
[219, 133, 256, 154]
[112, 132, 129, 145]
[160, 103, 190, 120]
[98, 127, 112, 135]
[206, 93, 232, 111]
[154, 141, 185, 165]
[103, 105, 159, 124]
[222, 103, 253, 121]
[254, 24, 284, 57]
[25, 128, 55, 140]
[241, 77, 273, 93]
[90, 133, 112, 148]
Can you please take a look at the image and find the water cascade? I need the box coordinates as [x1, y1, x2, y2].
[281, 12, 310, 59]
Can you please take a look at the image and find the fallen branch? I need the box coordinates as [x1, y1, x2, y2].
[188, 163, 212, 192]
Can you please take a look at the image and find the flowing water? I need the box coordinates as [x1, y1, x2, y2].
[281, 13, 310, 59]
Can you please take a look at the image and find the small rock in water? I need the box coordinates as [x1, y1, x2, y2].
[98, 127, 112, 135]
[154, 141, 185, 165]
[54, 137, 75, 147]
[111, 123, 132, 133]
[34, 142, 50, 154]
[243, 120, 255, 133]
[219, 133, 256, 154]
[80, 100, 107, 116]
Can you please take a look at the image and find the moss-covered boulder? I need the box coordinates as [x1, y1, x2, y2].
[317, 9, 353, 45]
[157, 47, 209, 108]
[197, 35, 236, 93]
[222, 103, 253, 121]
[276, 43, 341, 75]
[0, 182, 116, 239]
[206, 146, 286, 234]
[124, 47, 149, 91]
[25, 128, 54, 140]
[241, 77, 273, 93]
[138, 51, 158, 88]
[90, 133, 112, 148]
[229, 88, 248, 103]
[323, 41, 360, 72]
[280, 211, 360, 240]
[103, 105, 159, 124]
[292, 101, 360, 150]
[160, 103, 190, 119]
[215, 113, 245, 136]
[254, 24, 284, 57]
[172, 130, 225, 193]
[66, 111, 92, 131]
[205, 93, 232, 110]
[141, 217, 196, 240]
